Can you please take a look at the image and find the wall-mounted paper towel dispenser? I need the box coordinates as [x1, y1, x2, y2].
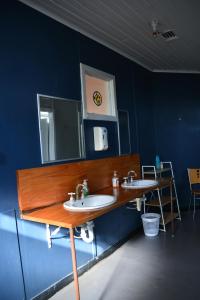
[93, 127, 108, 151]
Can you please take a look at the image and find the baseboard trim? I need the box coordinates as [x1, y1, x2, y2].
[33, 228, 141, 300]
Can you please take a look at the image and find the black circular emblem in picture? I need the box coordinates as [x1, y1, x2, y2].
[93, 91, 102, 106]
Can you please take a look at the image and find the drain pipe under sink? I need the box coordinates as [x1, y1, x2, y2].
[126, 197, 146, 211]
[80, 221, 95, 243]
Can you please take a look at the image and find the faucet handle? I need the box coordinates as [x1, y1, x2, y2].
[123, 177, 128, 184]
[68, 192, 75, 203]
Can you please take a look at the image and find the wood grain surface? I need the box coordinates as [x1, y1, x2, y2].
[17, 154, 141, 212]
[20, 180, 172, 228]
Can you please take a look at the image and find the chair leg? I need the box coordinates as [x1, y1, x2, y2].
[188, 193, 192, 210]
[193, 194, 196, 219]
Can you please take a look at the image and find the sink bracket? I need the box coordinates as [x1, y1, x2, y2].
[46, 224, 65, 248]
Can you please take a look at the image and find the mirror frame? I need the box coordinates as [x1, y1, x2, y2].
[118, 109, 131, 155]
[37, 94, 85, 164]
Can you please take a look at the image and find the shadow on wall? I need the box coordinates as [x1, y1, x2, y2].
[0, 209, 93, 299]
[0, 207, 141, 299]
[0, 209, 25, 300]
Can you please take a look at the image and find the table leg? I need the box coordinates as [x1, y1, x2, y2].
[69, 228, 80, 300]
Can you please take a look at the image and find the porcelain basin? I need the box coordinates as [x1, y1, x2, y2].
[63, 195, 116, 212]
[121, 179, 158, 189]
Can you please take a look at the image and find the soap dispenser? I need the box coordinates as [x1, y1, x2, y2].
[155, 155, 161, 170]
[112, 171, 119, 188]
[82, 179, 89, 197]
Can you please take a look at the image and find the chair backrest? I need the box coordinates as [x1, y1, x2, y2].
[187, 168, 200, 190]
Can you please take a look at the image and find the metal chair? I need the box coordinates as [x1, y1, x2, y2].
[187, 168, 200, 218]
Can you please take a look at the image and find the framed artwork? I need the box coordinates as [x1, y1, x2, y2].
[80, 63, 118, 121]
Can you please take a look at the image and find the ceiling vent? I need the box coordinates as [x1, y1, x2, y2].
[161, 30, 178, 41]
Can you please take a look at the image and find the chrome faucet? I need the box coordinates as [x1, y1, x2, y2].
[75, 183, 84, 200]
[127, 170, 137, 182]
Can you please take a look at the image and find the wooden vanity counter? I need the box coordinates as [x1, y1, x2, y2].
[21, 179, 171, 229]
[17, 155, 173, 300]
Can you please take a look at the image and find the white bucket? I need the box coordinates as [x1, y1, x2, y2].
[141, 213, 160, 237]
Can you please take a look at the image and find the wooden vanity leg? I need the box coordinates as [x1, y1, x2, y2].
[69, 228, 80, 300]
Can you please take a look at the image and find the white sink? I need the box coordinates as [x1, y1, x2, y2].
[121, 179, 158, 189]
[63, 195, 116, 212]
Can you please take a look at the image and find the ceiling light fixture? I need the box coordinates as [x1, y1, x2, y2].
[151, 19, 160, 38]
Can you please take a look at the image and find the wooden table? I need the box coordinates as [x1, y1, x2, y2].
[20, 179, 174, 300]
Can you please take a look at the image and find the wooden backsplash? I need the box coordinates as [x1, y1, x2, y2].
[17, 154, 140, 212]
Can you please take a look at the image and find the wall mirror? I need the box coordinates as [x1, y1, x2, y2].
[118, 110, 131, 155]
[37, 94, 85, 164]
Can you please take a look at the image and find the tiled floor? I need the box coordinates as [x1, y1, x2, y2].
[50, 211, 200, 300]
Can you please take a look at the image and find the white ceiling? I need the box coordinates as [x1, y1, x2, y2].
[20, 0, 200, 73]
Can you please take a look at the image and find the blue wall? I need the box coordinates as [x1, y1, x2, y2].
[134, 67, 156, 164]
[0, 1, 156, 299]
[152, 73, 200, 207]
